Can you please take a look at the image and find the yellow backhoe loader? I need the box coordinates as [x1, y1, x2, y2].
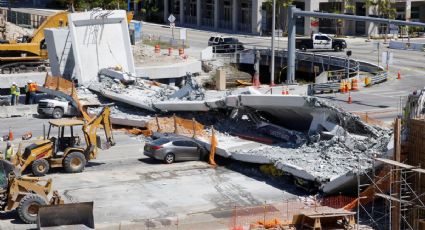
[0, 11, 68, 73]
[0, 159, 63, 224]
[15, 106, 115, 176]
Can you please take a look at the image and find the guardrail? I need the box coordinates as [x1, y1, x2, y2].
[311, 82, 341, 94]
[370, 72, 388, 85]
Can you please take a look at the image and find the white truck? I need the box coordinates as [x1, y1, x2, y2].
[37, 97, 78, 119]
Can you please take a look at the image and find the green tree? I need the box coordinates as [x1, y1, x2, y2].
[363, 0, 396, 40]
[264, 0, 294, 35]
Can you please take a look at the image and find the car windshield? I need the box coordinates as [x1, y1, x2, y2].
[223, 38, 237, 43]
[151, 138, 170, 145]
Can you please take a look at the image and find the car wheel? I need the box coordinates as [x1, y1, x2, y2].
[31, 158, 50, 176]
[164, 153, 175, 164]
[63, 151, 86, 173]
[52, 107, 64, 119]
[18, 194, 46, 224]
[334, 45, 341, 52]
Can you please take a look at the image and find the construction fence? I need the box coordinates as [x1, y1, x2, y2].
[103, 196, 357, 230]
[229, 196, 356, 230]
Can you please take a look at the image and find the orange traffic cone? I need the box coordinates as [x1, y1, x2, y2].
[347, 93, 352, 104]
[8, 128, 13, 141]
[351, 78, 359, 91]
[397, 71, 401, 80]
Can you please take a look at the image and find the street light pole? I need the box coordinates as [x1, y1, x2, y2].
[270, 0, 276, 86]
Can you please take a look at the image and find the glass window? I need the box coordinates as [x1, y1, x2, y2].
[173, 140, 198, 147]
[152, 138, 170, 145]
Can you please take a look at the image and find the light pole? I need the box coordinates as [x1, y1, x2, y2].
[270, 0, 276, 86]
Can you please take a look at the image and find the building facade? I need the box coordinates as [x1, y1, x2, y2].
[132, 0, 425, 36]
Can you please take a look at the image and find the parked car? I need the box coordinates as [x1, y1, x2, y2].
[208, 36, 245, 53]
[296, 33, 347, 52]
[143, 135, 208, 164]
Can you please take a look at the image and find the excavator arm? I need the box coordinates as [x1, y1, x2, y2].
[82, 106, 115, 160]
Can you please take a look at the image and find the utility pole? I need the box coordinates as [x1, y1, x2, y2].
[270, 0, 276, 86]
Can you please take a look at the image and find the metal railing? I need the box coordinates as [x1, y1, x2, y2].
[370, 71, 388, 85]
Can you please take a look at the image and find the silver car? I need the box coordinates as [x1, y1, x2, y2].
[143, 136, 208, 164]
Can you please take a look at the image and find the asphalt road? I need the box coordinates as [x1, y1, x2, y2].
[141, 22, 425, 123]
[0, 116, 300, 230]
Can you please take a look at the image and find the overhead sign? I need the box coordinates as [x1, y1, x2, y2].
[168, 14, 176, 23]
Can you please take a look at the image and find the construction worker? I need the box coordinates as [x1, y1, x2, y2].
[10, 82, 20, 105]
[27, 80, 37, 104]
[24, 80, 30, 104]
[4, 142, 13, 161]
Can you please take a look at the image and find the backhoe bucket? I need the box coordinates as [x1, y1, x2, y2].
[37, 202, 94, 229]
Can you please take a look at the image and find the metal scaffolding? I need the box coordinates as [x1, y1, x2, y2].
[357, 157, 425, 230]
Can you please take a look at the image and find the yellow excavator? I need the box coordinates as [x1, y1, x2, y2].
[0, 11, 68, 73]
[14, 106, 115, 176]
[0, 10, 134, 73]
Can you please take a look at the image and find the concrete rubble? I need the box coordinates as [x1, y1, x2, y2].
[43, 9, 393, 195]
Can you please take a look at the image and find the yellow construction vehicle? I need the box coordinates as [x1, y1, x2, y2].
[0, 159, 64, 224]
[15, 106, 115, 176]
[0, 10, 133, 73]
[0, 11, 68, 73]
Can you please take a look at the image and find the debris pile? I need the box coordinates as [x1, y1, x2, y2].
[88, 73, 206, 111]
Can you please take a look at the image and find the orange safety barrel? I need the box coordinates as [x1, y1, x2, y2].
[154, 44, 160, 53]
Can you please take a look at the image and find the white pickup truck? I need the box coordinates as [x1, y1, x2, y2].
[37, 97, 78, 119]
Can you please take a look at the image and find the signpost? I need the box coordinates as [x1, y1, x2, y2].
[382, 51, 393, 72]
[168, 14, 176, 39]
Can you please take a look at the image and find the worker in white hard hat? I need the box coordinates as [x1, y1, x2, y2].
[4, 141, 13, 161]
[24, 80, 37, 104]
[10, 82, 20, 106]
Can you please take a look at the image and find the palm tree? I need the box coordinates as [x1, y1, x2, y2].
[364, 0, 396, 40]
[264, 0, 294, 35]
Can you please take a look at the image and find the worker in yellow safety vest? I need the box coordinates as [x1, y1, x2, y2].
[10, 82, 20, 105]
[4, 142, 13, 161]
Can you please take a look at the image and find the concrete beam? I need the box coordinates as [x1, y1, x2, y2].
[196, 0, 201, 27]
[303, 0, 320, 36]
[179, 0, 184, 25]
[0, 72, 46, 89]
[214, 0, 219, 30]
[251, 0, 263, 35]
[232, 0, 238, 32]
[405, 0, 412, 21]
[163, 0, 169, 23]
[153, 101, 210, 112]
